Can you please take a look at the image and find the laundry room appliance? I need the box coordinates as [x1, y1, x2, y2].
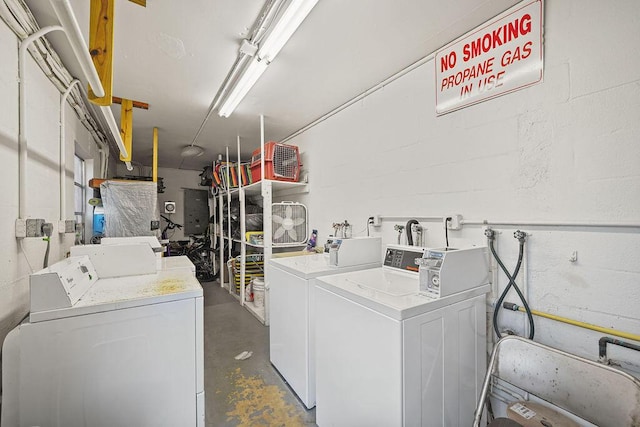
[268, 236, 382, 409]
[315, 245, 490, 426]
[1, 249, 204, 426]
[272, 201, 308, 245]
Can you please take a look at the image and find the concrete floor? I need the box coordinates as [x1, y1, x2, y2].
[203, 280, 316, 426]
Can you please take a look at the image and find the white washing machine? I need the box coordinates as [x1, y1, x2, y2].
[315, 245, 490, 427]
[2, 244, 205, 427]
[269, 236, 382, 409]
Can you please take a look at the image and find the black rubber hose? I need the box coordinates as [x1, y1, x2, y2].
[406, 219, 419, 246]
[489, 235, 535, 340]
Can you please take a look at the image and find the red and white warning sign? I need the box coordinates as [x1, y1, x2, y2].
[435, 0, 543, 115]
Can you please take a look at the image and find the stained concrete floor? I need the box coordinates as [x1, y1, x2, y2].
[203, 280, 316, 426]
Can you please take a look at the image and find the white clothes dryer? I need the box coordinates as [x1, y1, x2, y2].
[1, 249, 204, 427]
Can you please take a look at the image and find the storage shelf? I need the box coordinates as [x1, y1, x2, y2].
[225, 180, 308, 197]
[217, 130, 309, 327]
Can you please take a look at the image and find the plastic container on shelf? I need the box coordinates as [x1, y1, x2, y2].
[250, 142, 301, 183]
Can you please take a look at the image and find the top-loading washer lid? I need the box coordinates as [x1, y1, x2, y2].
[316, 268, 490, 321]
[270, 253, 379, 279]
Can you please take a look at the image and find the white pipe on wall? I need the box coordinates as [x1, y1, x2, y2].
[60, 78, 80, 229]
[48, 0, 104, 98]
[49, 0, 132, 170]
[99, 105, 133, 171]
[461, 219, 640, 229]
[18, 25, 63, 219]
[379, 215, 444, 222]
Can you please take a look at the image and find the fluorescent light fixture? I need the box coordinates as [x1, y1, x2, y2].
[217, 0, 318, 117]
[218, 57, 268, 117]
[258, 0, 319, 62]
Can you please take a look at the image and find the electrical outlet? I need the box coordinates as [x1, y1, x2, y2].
[372, 215, 382, 227]
[26, 219, 45, 237]
[446, 214, 463, 230]
[15, 219, 26, 238]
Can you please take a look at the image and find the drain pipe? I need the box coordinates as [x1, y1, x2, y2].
[59, 78, 80, 232]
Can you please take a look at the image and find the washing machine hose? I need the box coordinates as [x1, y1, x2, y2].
[406, 219, 419, 246]
[488, 230, 535, 340]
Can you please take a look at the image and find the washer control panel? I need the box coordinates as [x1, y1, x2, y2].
[383, 245, 425, 273]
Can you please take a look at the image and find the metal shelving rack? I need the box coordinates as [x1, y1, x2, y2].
[216, 115, 308, 325]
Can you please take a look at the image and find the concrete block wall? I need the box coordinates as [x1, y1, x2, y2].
[285, 0, 640, 369]
[0, 22, 105, 347]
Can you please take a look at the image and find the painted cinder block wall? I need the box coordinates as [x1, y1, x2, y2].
[286, 0, 640, 369]
[0, 22, 109, 347]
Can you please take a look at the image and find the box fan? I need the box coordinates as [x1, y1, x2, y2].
[272, 202, 308, 245]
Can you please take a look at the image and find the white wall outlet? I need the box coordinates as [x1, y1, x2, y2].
[446, 214, 463, 230]
[15, 219, 26, 238]
[372, 215, 382, 227]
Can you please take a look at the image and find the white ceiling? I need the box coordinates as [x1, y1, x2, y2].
[25, 0, 519, 172]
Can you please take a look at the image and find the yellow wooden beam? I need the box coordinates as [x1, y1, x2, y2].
[129, 0, 146, 6]
[153, 127, 158, 183]
[119, 98, 133, 162]
[112, 96, 149, 110]
[88, 0, 114, 105]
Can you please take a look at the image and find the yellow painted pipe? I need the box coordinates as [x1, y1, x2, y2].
[152, 127, 158, 183]
[512, 305, 640, 342]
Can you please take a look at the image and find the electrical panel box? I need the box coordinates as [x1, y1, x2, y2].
[183, 189, 209, 236]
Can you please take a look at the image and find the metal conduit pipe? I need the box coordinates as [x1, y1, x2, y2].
[462, 219, 640, 229]
[60, 78, 80, 229]
[598, 337, 640, 363]
[18, 25, 63, 219]
[2, 0, 112, 175]
[378, 215, 443, 221]
[503, 302, 640, 342]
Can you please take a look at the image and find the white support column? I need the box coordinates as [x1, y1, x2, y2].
[238, 136, 246, 305]
[260, 115, 272, 326]
[226, 146, 232, 294]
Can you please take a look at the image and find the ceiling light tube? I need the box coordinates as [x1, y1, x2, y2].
[258, 0, 319, 62]
[217, 0, 318, 118]
[218, 57, 268, 117]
